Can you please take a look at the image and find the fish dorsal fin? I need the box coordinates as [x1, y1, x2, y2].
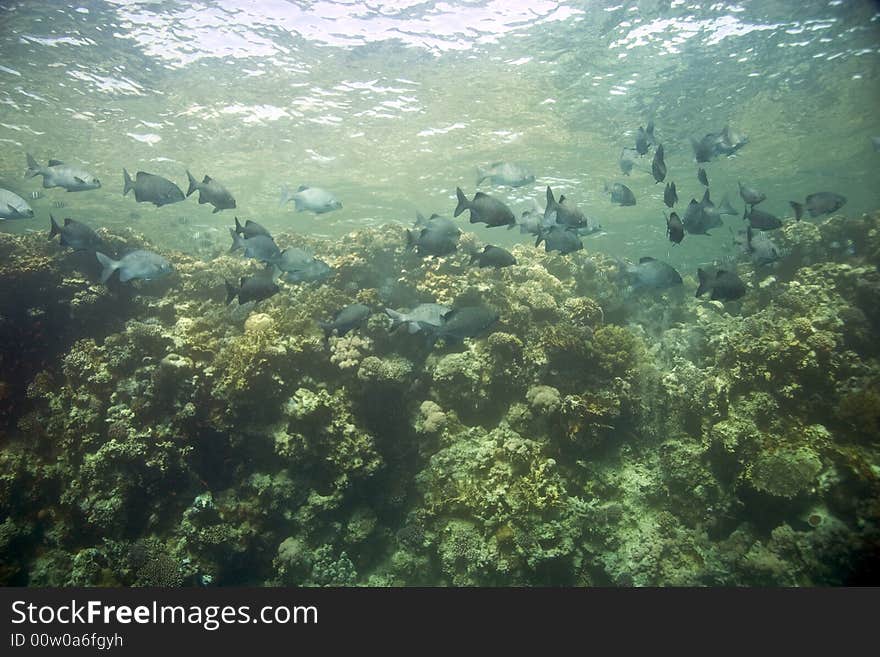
[473, 192, 489, 199]
[136, 171, 149, 180]
[701, 189, 712, 206]
[202, 175, 212, 183]
[483, 245, 492, 253]
[74, 176, 86, 184]
[639, 256, 656, 264]
[428, 213, 441, 220]
[297, 185, 309, 192]
[48, 159, 63, 166]
[64, 217, 73, 226]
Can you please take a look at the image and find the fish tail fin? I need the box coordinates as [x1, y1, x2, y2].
[186, 170, 198, 197]
[476, 166, 487, 186]
[696, 268, 709, 298]
[229, 227, 244, 252]
[49, 214, 61, 240]
[405, 229, 416, 250]
[234, 216, 244, 235]
[384, 308, 404, 327]
[123, 168, 133, 196]
[95, 251, 118, 284]
[790, 201, 803, 222]
[535, 228, 544, 248]
[224, 280, 237, 304]
[25, 153, 41, 178]
[453, 187, 469, 218]
[278, 185, 293, 207]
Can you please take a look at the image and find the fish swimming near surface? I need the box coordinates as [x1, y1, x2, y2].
[666, 212, 684, 245]
[225, 267, 279, 305]
[432, 305, 499, 344]
[0, 187, 35, 219]
[651, 144, 667, 183]
[123, 169, 184, 207]
[789, 192, 847, 221]
[454, 188, 515, 227]
[385, 303, 451, 334]
[605, 182, 636, 206]
[280, 185, 342, 214]
[476, 161, 535, 187]
[320, 303, 371, 337]
[470, 245, 516, 268]
[745, 206, 782, 231]
[234, 216, 273, 239]
[696, 268, 746, 301]
[96, 249, 172, 284]
[186, 170, 236, 213]
[691, 125, 748, 162]
[697, 168, 709, 187]
[682, 191, 723, 235]
[545, 186, 587, 228]
[536, 225, 583, 254]
[49, 214, 104, 251]
[407, 213, 460, 256]
[229, 229, 281, 263]
[664, 182, 678, 208]
[26, 153, 101, 192]
[623, 257, 683, 291]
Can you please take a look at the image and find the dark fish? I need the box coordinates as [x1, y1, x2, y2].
[26, 153, 101, 191]
[646, 120, 656, 145]
[48, 214, 104, 251]
[691, 135, 716, 163]
[536, 225, 583, 254]
[283, 258, 332, 283]
[96, 250, 172, 284]
[789, 192, 846, 220]
[320, 303, 371, 337]
[696, 268, 746, 301]
[225, 268, 279, 305]
[651, 143, 666, 183]
[123, 169, 185, 207]
[625, 257, 683, 290]
[666, 212, 684, 245]
[229, 229, 281, 263]
[715, 125, 748, 156]
[873, 137, 880, 152]
[407, 213, 460, 256]
[433, 305, 498, 343]
[663, 182, 678, 208]
[186, 170, 236, 213]
[476, 162, 535, 187]
[470, 245, 516, 268]
[454, 188, 515, 227]
[605, 182, 636, 206]
[234, 216, 272, 239]
[697, 168, 709, 187]
[682, 192, 722, 236]
[545, 186, 587, 228]
[635, 126, 650, 155]
[738, 181, 766, 207]
[745, 207, 782, 231]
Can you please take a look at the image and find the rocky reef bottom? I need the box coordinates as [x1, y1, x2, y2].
[1, 212, 879, 586]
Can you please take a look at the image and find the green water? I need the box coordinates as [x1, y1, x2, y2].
[2, 0, 878, 268]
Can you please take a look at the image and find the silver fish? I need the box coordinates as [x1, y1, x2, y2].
[26, 153, 101, 192]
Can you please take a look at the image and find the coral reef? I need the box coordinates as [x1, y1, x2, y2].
[0, 210, 878, 586]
